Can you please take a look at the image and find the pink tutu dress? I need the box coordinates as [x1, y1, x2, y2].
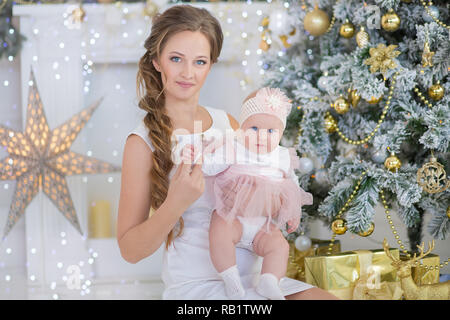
[202, 137, 313, 232]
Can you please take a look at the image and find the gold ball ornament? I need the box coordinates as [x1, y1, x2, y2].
[447, 206, 450, 219]
[366, 95, 383, 105]
[332, 218, 348, 235]
[304, 5, 330, 37]
[381, 9, 401, 32]
[384, 152, 402, 172]
[428, 82, 444, 101]
[340, 20, 355, 38]
[334, 96, 350, 114]
[324, 114, 337, 133]
[356, 27, 370, 48]
[358, 222, 375, 237]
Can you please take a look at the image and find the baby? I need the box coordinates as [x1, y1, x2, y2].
[182, 87, 313, 299]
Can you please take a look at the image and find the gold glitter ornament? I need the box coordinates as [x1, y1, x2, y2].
[324, 114, 337, 133]
[422, 42, 435, 68]
[364, 43, 401, 76]
[384, 152, 401, 172]
[381, 9, 401, 32]
[339, 20, 355, 38]
[417, 156, 449, 194]
[333, 96, 350, 114]
[428, 82, 444, 101]
[384, 239, 450, 300]
[356, 26, 370, 48]
[303, 5, 330, 37]
[331, 218, 347, 235]
[358, 222, 375, 237]
[348, 89, 361, 107]
[259, 39, 270, 52]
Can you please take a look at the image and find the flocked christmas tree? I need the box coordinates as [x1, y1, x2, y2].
[260, 0, 449, 254]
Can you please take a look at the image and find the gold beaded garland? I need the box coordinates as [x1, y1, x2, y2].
[333, 72, 398, 145]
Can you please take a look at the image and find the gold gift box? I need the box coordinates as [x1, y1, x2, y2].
[287, 239, 341, 281]
[304, 248, 402, 300]
[400, 252, 440, 285]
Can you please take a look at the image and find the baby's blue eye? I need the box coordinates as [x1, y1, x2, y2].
[251, 126, 258, 131]
[268, 129, 274, 133]
[170, 57, 181, 62]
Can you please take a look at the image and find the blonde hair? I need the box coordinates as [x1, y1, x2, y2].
[136, 5, 223, 249]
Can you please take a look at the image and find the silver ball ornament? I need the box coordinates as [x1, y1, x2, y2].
[317, 76, 329, 91]
[298, 157, 314, 174]
[315, 168, 329, 185]
[294, 235, 312, 251]
[372, 149, 386, 164]
[423, 6, 439, 23]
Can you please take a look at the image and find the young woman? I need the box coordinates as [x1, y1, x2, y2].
[117, 4, 338, 300]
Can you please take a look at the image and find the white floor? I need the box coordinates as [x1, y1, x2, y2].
[0, 271, 165, 300]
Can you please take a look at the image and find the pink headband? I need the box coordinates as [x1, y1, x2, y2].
[238, 87, 292, 129]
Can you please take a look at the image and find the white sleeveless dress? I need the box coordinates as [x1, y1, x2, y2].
[128, 106, 314, 299]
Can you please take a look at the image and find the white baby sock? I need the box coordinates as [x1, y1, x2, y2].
[219, 265, 246, 299]
[255, 273, 286, 300]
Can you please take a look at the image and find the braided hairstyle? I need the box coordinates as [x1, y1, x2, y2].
[136, 5, 223, 249]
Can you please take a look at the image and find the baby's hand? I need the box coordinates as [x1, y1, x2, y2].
[287, 218, 300, 234]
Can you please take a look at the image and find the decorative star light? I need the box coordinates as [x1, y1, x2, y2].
[0, 69, 121, 239]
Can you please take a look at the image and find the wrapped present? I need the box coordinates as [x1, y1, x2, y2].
[400, 252, 440, 285]
[305, 249, 403, 300]
[287, 238, 341, 281]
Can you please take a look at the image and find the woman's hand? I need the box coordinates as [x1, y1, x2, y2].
[166, 145, 205, 211]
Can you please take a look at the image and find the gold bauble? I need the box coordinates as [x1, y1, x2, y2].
[384, 152, 402, 172]
[381, 9, 401, 32]
[348, 89, 361, 107]
[358, 222, 375, 237]
[366, 95, 383, 104]
[334, 96, 350, 114]
[331, 218, 347, 235]
[356, 27, 370, 48]
[339, 20, 355, 38]
[304, 5, 330, 37]
[324, 114, 337, 133]
[428, 82, 444, 101]
[447, 206, 450, 219]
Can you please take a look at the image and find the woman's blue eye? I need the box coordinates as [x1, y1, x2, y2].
[196, 60, 207, 65]
[170, 57, 181, 62]
[251, 126, 258, 131]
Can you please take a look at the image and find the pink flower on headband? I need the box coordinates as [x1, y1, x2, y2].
[255, 87, 292, 116]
